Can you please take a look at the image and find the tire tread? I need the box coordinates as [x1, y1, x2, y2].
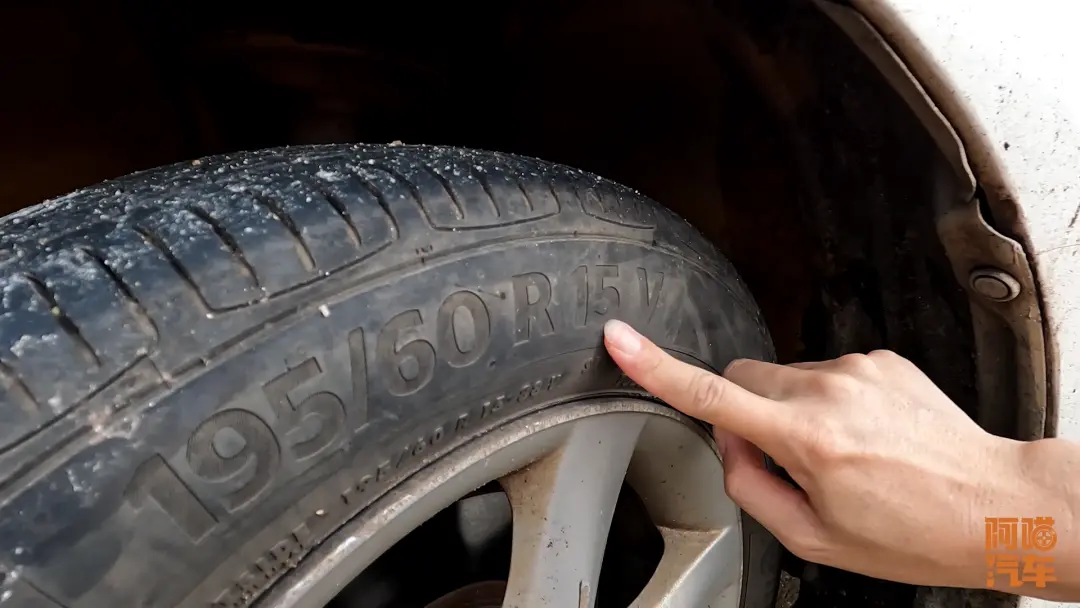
[0, 144, 755, 465]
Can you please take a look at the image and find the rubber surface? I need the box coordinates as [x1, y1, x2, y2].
[0, 144, 778, 607]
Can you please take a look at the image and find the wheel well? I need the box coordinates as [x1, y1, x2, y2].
[0, 3, 976, 427]
[1, 0, 1013, 604]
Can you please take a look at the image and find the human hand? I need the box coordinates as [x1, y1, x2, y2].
[602, 319, 1072, 592]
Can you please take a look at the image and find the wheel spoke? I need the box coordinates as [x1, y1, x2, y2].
[499, 413, 646, 608]
[629, 525, 741, 607]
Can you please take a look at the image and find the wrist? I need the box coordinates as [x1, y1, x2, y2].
[923, 435, 1028, 589]
[993, 438, 1080, 600]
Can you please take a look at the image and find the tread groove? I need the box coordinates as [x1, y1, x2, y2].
[419, 162, 465, 220]
[185, 205, 263, 287]
[0, 359, 41, 417]
[343, 168, 401, 239]
[472, 169, 501, 217]
[366, 164, 421, 204]
[574, 183, 606, 214]
[312, 186, 364, 249]
[132, 224, 213, 312]
[75, 247, 160, 342]
[514, 175, 535, 212]
[20, 273, 101, 368]
[248, 193, 318, 273]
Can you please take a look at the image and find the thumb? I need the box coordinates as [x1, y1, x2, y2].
[717, 431, 824, 552]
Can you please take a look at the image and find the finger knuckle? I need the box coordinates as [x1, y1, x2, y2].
[637, 348, 665, 377]
[866, 348, 898, 362]
[835, 353, 878, 377]
[867, 348, 913, 371]
[804, 372, 860, 400]
[687, 372, 727, 412]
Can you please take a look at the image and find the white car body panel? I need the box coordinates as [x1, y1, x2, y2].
[852, 0, 1079, 605]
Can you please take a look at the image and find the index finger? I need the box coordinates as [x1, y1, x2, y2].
[603, 320, 789, 451]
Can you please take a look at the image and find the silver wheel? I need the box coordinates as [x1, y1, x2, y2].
[261, 399, 743, 608]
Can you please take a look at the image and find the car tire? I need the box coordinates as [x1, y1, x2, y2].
[0, 144, 779, 607]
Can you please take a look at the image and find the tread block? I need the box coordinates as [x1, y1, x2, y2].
[0, 244, 158, 451]
[133, 208, 262, 309]
[464, 155, 562, 223]
[577, 180, 655, 229]
[334, 164, 413, 241]
[0, 275, 97, 444]
[245, 175, 365, 273]
[386, 153, 558, 230]
[385, 160, 467, 228]
[0, 360, 45, 451]
[96, 228, 226, 369]
[316, 175, 399, 253]
[488, 156, 561, 220]
[35, 249, 153, 372]
[196, 191, 318, 295]
[423, 158, 503, 226]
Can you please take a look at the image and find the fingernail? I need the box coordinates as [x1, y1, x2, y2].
[604, 319, 642, 356]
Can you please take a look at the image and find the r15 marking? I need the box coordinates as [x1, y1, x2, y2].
[569, 265, 664, 329]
